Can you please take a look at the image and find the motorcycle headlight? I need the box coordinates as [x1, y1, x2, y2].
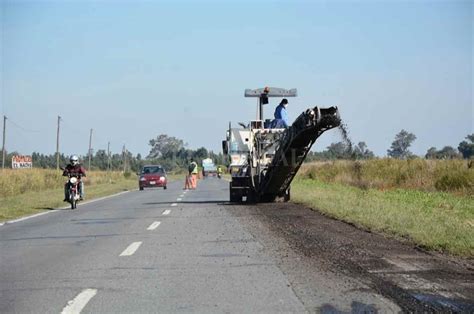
[159, 176, 166, 181]
[139, 177, 146, 181]
[70, 177, 78, 184]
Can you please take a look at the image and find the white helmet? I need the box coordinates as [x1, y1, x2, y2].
[70, 155, 79, 166]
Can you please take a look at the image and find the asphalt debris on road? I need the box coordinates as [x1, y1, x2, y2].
[227, 201, 474, 312]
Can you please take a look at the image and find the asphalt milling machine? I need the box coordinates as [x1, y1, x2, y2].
[223, 87, 341, 203]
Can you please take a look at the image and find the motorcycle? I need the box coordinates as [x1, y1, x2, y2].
[63, 170, 82, 209]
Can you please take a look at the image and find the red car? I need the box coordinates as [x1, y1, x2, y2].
[139, 165, 167, 190]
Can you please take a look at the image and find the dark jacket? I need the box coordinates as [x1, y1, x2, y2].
[63, 164, 87, 177]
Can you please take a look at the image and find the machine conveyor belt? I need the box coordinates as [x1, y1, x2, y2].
[257, 106, 341, 201]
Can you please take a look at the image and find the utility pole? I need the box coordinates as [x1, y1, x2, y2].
[88, 128, 93, 170]
[107, 141, 111, 172]
[107, 141, 111, 183]
[2, 116, 6, 170]
[122, 144, 127, 173]
[56, 116, 61, 170]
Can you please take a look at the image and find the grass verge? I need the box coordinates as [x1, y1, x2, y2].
[291, 178, 474, 257]
[0, 179, 137, 222]
[0, 173, 186, 222]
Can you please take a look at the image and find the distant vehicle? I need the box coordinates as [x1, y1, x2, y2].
[139, 165, 167, 190]
[202, 158, 217, 177]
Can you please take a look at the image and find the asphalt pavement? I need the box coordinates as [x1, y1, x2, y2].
[1, 177, 400, 313]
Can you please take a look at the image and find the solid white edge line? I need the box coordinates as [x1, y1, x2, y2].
[6, 210, 59, 224]
[61, 288, 97, 314]
[147, 221, 161, 230]
[171, 203, 177, 207]
[162, 209, 171, 215]
[1, 190, 134, 227]
[119, 241, 143, 256]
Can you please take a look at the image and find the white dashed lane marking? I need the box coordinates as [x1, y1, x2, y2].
[119, 242, 142, 256]
[162, 209, 171, 215]
[171, 203, 177, 207]
[61, 289, 97, 314]
[177, 198, 182, 201]
[147, 221, 161, 230]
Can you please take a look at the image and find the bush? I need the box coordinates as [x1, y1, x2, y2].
[435, 171, 473, 191]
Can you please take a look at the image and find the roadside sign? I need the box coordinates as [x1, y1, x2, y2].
[12, 155, 33, 169]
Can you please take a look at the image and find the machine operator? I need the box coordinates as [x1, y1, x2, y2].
[272, 98, 289, 128]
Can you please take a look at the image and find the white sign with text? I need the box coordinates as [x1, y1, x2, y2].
[12, 155, 33, 169]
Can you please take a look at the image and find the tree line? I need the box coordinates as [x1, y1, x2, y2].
[0, 134, 224, 172]
[307, 131, 474, 161]
[1, 131, 473, 170]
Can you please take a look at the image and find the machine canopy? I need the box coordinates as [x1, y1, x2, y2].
[244, 87, 297, 98]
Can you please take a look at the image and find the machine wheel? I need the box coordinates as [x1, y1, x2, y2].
[163, 186, 167, 190]
[246, 189, 258, 203]
[139, 187, 144, 191]
[230, 189, 241, 203]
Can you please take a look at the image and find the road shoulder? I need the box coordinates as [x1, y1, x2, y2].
[228, 202, 474, 312]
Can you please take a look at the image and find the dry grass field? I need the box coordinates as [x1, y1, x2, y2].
[0, 169, 131, 198]
[298, 159, 473, 195]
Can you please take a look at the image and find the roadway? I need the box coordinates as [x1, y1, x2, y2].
[1, 178, 472, 313]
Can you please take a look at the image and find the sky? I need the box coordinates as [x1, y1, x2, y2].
[1, 0, 472, 158]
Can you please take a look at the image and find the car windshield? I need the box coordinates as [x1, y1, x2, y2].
[142, 166, 164, 174]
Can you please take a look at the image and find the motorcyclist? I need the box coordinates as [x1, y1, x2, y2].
[217, 165, 223, 179]
[63, 155, 86, 201]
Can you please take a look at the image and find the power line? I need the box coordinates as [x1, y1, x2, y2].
[7, 118, 43, 133]
[60, 119, 89, 137]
